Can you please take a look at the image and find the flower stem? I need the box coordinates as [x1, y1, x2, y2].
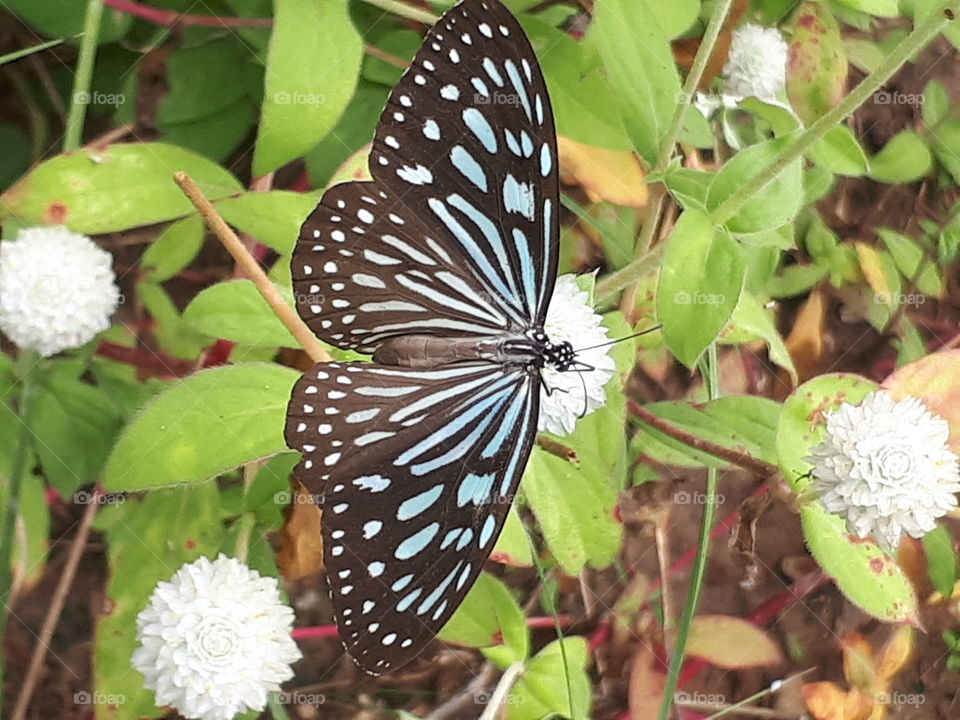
[597, 1, 960, 302]
[358, 0, 438, 25]
[0, 351, 39, 712]
[657, 344, 720, 720]
[64, 0, 104, 151]
[0, 38, 66, 67]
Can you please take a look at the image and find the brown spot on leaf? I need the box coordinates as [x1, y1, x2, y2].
[46, 202, 68, 224]
[869, 557, 886, 573]
[185, 538, 197, 550]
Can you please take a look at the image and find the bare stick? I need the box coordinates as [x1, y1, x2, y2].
[12, 490, 101, 720]
[174, 172, 331, 364]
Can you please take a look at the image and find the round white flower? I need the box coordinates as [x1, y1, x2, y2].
[539, 274, 616, 435]
[723, 23, 788, 102]
[0, 225, 119, 357]
[132, 554, 302, 720]
[805, 390, 960, 549]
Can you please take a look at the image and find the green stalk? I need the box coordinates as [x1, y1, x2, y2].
[0, 38, 66, 67]
[358, 0, 438, 24]
[64, 0, 104, 151]
[0, 351, 39, 711]
[656, 344, 720, 720]
[597, 1, 960, 302]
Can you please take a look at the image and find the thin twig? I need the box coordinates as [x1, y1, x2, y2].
[536, 435, 579, 464]
[174, 172, 331, 364]
[364, 44, 410, 69]
[12, 489, 102, 720]
[103, 0, 273, 27]
[629, 400, 779, 477]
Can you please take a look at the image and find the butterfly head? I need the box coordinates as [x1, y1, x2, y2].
[525, 328, 576, 372]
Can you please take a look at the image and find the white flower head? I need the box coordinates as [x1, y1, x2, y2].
[805, 390, 960, 549]
[0, 225, 119, 357]
[723, 23, 788, 102]
[538, 274, 616, 435]
[132, 554, 302, 720]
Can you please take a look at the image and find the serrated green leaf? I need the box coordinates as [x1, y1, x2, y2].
[254, 0, 362, 174]
[801, 503, 918, 623]
[656, 209, 745, 367]
[521, 446, 621, 575]
[0, 143, 242, 233]
[103, 364, 299, 491]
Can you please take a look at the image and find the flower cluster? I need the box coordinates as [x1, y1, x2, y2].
[805, 391, 960, 549]
[723, 23, 789, 102]
[538, 274, 615, 435]
[0, 225, 119, 356]
[133, 555, 301, 720]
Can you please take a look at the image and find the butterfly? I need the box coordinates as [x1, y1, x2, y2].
[285, 0, 570, 675]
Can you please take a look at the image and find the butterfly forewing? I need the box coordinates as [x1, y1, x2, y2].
[371, 0, 560, 326]
[285, 361, 539, 672]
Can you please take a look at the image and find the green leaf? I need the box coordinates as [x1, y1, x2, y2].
[663, 167, 713, 211]
[775, 374, 878, 492]
[922, 79, 951, 126]
[589, 0, 681, 165]
[183, 279, 299, 347]
[807, 125, 870, 176]
[157, 39, 254, 125]
[869, 130, 933, 184]
[707, 135, 804, 234]
[216, 191, 320, 256]
[440, 572, 529, 664]
[877, 228, 942, 299]
[141, 215, 205, 282]
[930, 119, 960, 184]
[834, 0, 899, 17]
[649, 0, 699, 37]
[3, 0, 132, 43]
[0, 124, 30, 192]
[632, 396, 781, 469]
[656, 209, 745, 367]
[521, 446, 621, 575]
[508, 638, 591, 720]
[787, 2, 848, 123]
[254, 0, 362, 175]
[801, 503, 918, 623]
[492, 506, 534, 567]
[160, 99, 258, 163]
[137, 282, 210, 359]
[30, 368, 124, 496]
[724, 293, 798, 383]
[0, 143, 242, 233]
[94, 484, 224, 720]
[923, 525, 957, 597]
[103, 364, 299, 491]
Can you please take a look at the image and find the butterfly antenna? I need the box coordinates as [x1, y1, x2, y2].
[572, 324, 662, 354]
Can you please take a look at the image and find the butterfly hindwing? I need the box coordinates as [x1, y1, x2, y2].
[285, 360, 540, 673]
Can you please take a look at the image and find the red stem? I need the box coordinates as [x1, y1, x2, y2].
[95, 340, 194, 378]
[103, 0, 272, 28]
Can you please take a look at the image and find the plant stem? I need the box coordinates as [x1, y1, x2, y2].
[0, 38, 66, 67]
[359, 0, 438, 24]
[657, 345, 720, 720]
[64, 0, 104, 151]
[598, 1, 960, 302]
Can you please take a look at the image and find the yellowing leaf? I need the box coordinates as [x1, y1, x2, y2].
[803, 681, 851, 720]
[881, 350, 960, 452]
[558, 136, 648, 208]
[276, 485, 324, 581]
[874, 626, 914, 682]
[854, 242, 892, 301]
[686, 615, 783, 668]
[783, 288, 826, 387]
[841, 633, 875, 690]
[628, 643, 665, 719]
